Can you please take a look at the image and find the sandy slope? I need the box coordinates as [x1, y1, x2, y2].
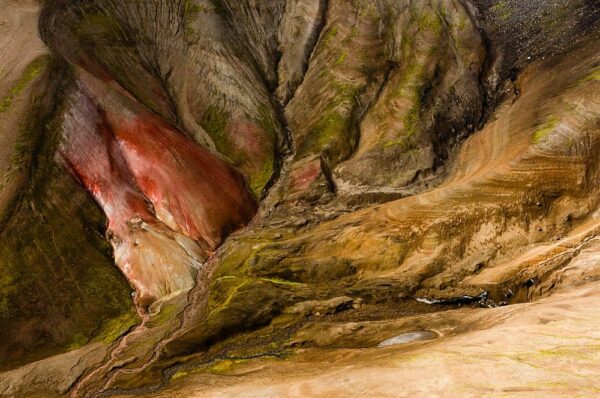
[138, 279, 600, 397]
[0, 0, 48, 214]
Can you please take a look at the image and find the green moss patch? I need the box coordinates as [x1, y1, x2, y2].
[259, 277, 306, 287]
[491, 0, 512, 21]
[0, 56, 49, 113]
[95, 310, 139, 344]
[201, 105, 230, 150]
[201, 104, 277, 197]
[581, 67, 600, 83]
[75, 13, 123, 37]
[335, 51, 348, 66]
[0, 74, 135, 370]
[531, 117, 559, 144]
[299, 79, 359, 161]
[322, 25, 339, 47]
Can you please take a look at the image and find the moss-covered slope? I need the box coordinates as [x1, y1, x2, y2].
[0, 66, 135, 370]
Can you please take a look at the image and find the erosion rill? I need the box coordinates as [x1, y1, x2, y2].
[0, 0, 599, 397]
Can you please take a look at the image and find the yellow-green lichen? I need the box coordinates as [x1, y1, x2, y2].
[457, 15, 467, 31]
[95, 310, 139, 343]
[491, 0, 511, 21]
[378, 48, 428, 150]
[300, 78, 359, 159]
[250, 155, 275, 198]
[531, 117, 559, 144]
[322, 25, 339, 47]
[0, 56, 48, 113]
[581, 67, 600, 83]
[201, 105, 230, 151]
[251, 105, 280, 196]
[207, 358, 248, 374]
[75, 13, 123, 37]
[316, 111, 349, 149]
[418, 12, 443, 34]
[206, 277, 251, 319]
[259, 277, 306, 287]
[171, 368, 191, 381]
[345, 26, 359, 43]
[215, 242, 256, 277]
[401, 96, 423, 142]
[184, 0, 205, 15]
[171, 358, 250, 381]
[184, 0, 211, 37]
[201, 104, 277, 197]
[67, 333, 90, 351]
[335, 51, 348, 66]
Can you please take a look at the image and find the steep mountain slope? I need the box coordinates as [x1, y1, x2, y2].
[0, 0, 135, 371]
[0, 0, 599, 397]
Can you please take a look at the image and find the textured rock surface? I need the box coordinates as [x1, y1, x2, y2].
[42, 0, 286, 197]
[58, 70, 257, 305]
[119, 281, 600, 398]
[0, 0, 136, 372]
[0, 0, 599, 397]
[0, 0, 49, 218]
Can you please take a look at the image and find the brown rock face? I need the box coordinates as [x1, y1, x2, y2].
[0, 0, 599, 397]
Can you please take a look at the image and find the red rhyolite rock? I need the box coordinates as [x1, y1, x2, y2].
[58, 70, 257, 307]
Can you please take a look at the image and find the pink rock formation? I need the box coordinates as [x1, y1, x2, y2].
[58, 70, 257, 307]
